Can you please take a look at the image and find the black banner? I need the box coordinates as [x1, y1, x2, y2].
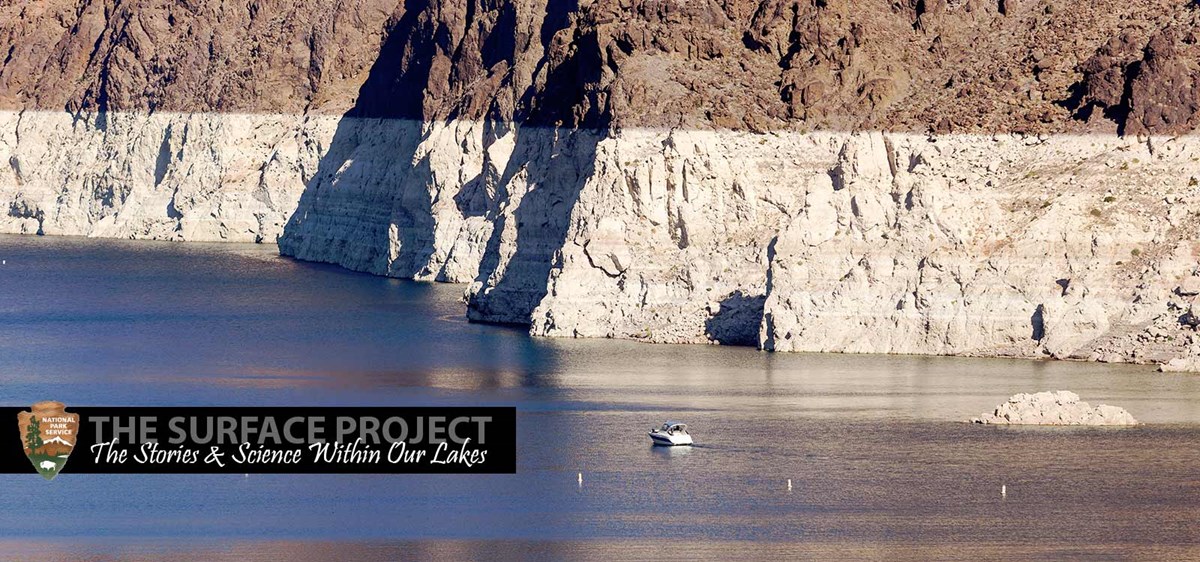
[2, 407, 516, 474]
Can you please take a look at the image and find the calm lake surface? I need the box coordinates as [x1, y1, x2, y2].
[0, 234, 1198, 561]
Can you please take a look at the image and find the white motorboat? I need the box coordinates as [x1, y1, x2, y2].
[648, 421, 693, 446]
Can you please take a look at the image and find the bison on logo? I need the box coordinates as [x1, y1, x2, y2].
[17, 401, 79, 480]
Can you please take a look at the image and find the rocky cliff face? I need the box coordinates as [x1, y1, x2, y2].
[0, 0, 395, 241]
[2, 0, 1200, 365]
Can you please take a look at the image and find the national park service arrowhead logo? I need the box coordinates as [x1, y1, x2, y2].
[17, 401, 78, 480]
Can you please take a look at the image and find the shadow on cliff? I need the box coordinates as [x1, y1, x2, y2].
[705, 290, 767, 346]
[281, 0, 608, 327]
[464, 6, 608, 326]
[278, 0, 440, 276]
[464, 128, 603, 325]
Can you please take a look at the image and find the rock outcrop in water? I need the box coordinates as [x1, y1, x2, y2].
[2, 0, 1200, 365]
[971, 391, 1138, 425]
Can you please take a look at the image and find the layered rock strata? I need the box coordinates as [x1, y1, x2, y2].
[0, 111, 339, 242]
[3, 0, 1200, 365]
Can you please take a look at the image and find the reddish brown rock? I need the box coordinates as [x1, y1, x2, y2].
[1125, 25, 1200, 135]
[1068, 11, 1200, 136]
[1, 0, 1197, 134]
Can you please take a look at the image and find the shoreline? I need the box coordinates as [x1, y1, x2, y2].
[6, 113, 1197, 366]
[0, 231, 1191, 372]
[2, 230, 1190, 369]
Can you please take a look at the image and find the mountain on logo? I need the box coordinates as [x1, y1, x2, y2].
[16, 401, 79, 480]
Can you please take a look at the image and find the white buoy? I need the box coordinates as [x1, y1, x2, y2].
[577, 472, 583, 486]
[1001, 484, 1007, 498]
[787, 479, 793, 491]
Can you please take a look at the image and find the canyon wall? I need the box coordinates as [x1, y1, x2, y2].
[0, 110, 337, 241]
[3, 0, 1200, 365]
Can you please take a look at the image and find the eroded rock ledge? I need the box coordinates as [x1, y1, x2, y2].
[6, 115, 1200, 367]
[3, 0, 1200, 366]
[971, 391, 1138, 425]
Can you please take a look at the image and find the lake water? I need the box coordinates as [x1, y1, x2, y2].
[1, 234, 1198, 560]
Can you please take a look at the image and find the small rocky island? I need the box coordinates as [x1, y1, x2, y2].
[971, 391, 1138, 426]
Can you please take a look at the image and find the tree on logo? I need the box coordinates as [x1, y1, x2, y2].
[25, 416, 43, 455]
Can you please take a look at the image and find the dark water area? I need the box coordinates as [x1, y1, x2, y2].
[0, 234, 1198, 561]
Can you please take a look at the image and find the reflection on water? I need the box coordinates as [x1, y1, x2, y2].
[0, 234, 1198, 559]
[650, 444, 694, 458]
